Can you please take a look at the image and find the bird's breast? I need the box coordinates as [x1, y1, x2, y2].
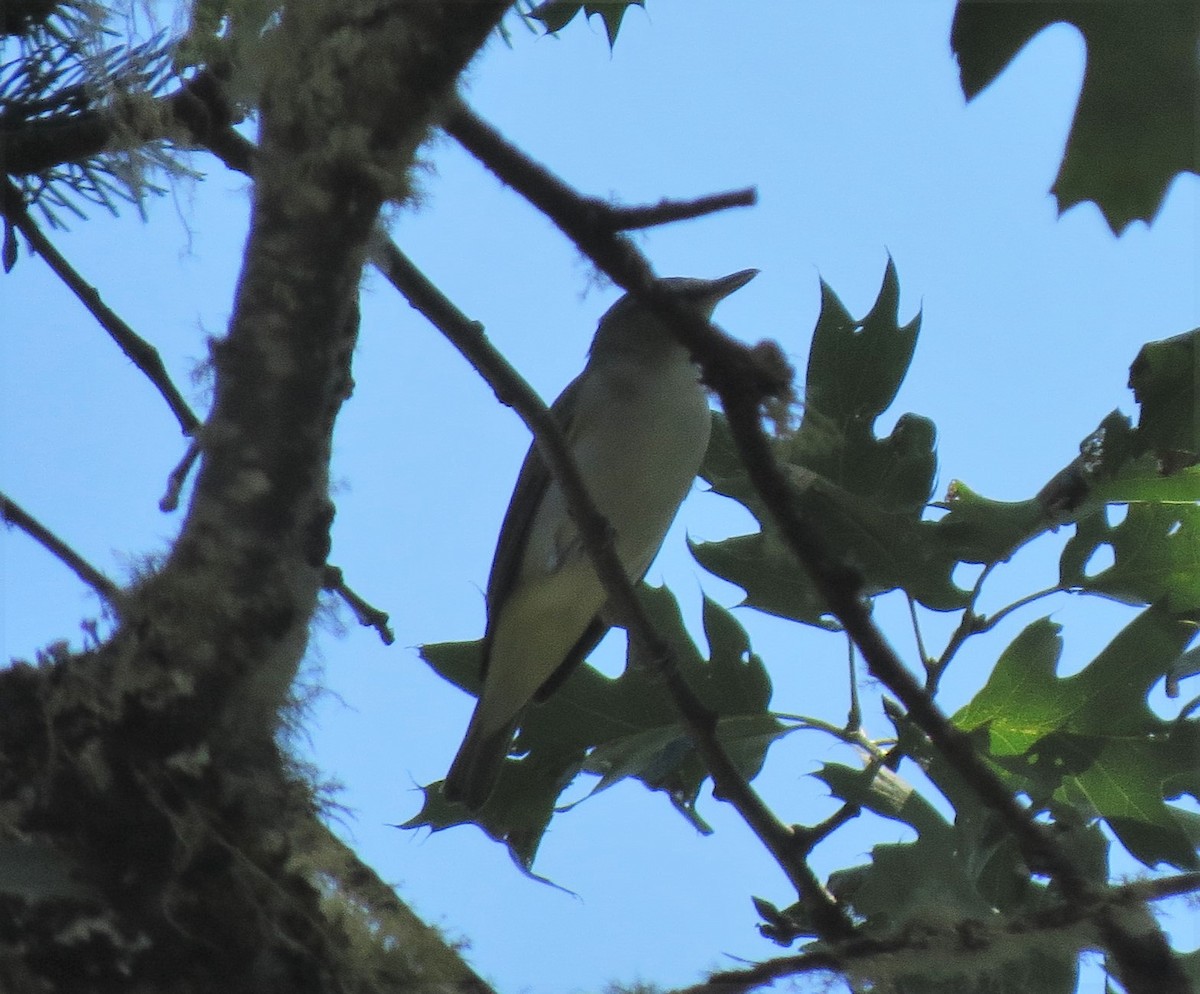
[569, 356, 712, 563]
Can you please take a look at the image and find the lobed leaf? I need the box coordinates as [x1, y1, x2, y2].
[955, 608, 1200, 868]
[951, 2, 1200, 232]
[529, 0, 644, 46]
[695, 261, 973, 621]
[410, 586, 784, 868]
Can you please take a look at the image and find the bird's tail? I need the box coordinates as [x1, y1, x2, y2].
[442, 711, 517, 811]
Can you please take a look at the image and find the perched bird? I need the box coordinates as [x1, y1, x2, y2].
[443, 270, 758, 809]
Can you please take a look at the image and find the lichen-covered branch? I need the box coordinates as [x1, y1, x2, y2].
[677, 873, 1200, 994]
[0, 4, 509, 990]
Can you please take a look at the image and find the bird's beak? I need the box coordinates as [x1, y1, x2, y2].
[712, 268, 760, 298]
[695, 268, 758, 314]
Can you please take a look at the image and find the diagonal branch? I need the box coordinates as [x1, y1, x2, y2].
[294, 818, 498, 994]
[441, 97, 1191, 994]
[369, 234, 852, 941]
[1, 178, 200, 436]
[675, 872, 1200, 994]
[1, 489, 123, 611]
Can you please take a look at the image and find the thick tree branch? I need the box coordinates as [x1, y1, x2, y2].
[292, 818, 498, 994]
[142, 0, 511, 736]
[0, 489, 123, 611]
[13, 66, 399, 649]
[441, 97, 1191, 994]
[369, 235, 853, 941]
[1, 6, 512, 989]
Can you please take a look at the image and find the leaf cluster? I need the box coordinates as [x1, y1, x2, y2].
[417, 259, 1200, 989]
[411, 589, 784, 871]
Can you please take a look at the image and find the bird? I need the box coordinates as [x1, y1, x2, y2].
[443, 269, 759, 809]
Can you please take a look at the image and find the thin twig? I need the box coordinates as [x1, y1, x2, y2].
[930, 582, 1064, 691]
[844, 635, 861, 732]
[369, 233, 852, 940]
[1, 178, 200, 437]
[322, 565, 394, 645]
[606, 188, 757, 230]
[906, 594, 933, 670]
[442, 97, 1192, 994]
[442, 97, 786, 403]
[159, 438, 202, 511]
[976, 583, 1067, 637]
[1120, 871, 1200, 903]
[1, 489, 123, 611]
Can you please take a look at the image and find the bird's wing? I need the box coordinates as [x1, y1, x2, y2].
[482, 373, 588, 678]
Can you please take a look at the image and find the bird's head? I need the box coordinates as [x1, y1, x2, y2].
[590, 269, 758, 359]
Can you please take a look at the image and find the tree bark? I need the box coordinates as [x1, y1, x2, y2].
[0, 3, 508, 991]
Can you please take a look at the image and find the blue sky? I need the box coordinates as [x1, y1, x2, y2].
[2, 2, 1198, 991]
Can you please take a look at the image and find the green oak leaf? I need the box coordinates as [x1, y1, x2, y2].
[890, 711, 1109, 909]
[928, 482, 1047, 567]
[1128, 329, 1200, 470]
[954, 609, 1200, 868]
[828, 827, 1079, 993]
[695, 261, 971, 622]
[827, 837, 993, 928]
[1061, 503, 1200, 611]
[951, 2, 1200, 233]
[408, 586, 783, 869]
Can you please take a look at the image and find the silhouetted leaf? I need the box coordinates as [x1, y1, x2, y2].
[951, 2, 1200, 232]
[410, 586, 783, 868]
[695, 262, 969, 621]
[530, 0, 644, 46]
[1128, 329, 1200, 468]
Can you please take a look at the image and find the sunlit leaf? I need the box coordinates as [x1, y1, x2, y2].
[955, 608, 1200, 868]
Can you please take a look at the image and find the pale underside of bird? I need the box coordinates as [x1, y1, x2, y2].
[443, 270, 758, 809]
